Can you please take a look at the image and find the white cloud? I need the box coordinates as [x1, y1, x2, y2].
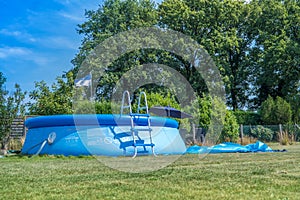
[0, 28, 37, 43]
[35, 36, 79, 50]
[55, 0, 101, 23]
[30, 54, 51, 66]
[58, 12, 84, 22]
[0, 46, 51, 66]
[0, 47, 31, 58]
[0, 29, 78, 51]
[0, 29, 22, 37]
[54, 0, 71, 6]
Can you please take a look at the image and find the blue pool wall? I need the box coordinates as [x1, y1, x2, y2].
[22, 114, 186, 156]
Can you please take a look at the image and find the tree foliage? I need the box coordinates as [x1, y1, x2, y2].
[27, 72, 74, 115]
[220, 111, 239, 143]
[71, 0, 300, 110]
[187, 94, 230, 142]
[72, 0, 160, 100]
[0, 72, 26, 150]
[233, 110, 261, 125]
[26, 0, 300, 126]
[253, 0, 300, 107]
[159, 0, 260, 110]
[288, 94, 300, 123]
[260, 96, 292, 125]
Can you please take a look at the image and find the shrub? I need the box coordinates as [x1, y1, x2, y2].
[183, 94, 212, 129]
[278, 131, 295, 145]
[8, 137, 24, 150]
[260, 96, 292, 125]
[207, 96, 227, 144]
[251, 125, 273, 141]
[219, 111, 239, 143]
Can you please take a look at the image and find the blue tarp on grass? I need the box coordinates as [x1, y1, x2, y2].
[186, 141, 274, 154]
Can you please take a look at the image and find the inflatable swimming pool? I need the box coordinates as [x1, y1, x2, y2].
[21, 114, 186, 156]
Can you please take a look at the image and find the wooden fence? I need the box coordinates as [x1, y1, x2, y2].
[9, 116, 26, 139]
[8, 116, 36, 139]
[182, 123, 300, 145]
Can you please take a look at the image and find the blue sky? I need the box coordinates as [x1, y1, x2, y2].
[0, 0, 102, 93]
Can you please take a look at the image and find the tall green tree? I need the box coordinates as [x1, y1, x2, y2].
[72, 0, 159, 100]
[159, 0, 262, 110]
[30, 0, 299, 116]
[253, 0, 300, 106]
[159, 0, 300, 110]
[0, 72, 26, 152]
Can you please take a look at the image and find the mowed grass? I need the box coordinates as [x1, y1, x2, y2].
[0, 143, 299, 200]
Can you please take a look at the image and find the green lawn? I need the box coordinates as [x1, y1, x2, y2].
[0, 143, 299, 200]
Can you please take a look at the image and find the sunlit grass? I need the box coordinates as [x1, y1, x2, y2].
[0, 143, 299, 199]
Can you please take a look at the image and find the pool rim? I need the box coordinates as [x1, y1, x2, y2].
[25, 114, 179, 129]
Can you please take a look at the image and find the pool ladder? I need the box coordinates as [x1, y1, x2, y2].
[120, 90, 156, 158]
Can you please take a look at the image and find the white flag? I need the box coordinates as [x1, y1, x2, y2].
[75, 74, 92, 87]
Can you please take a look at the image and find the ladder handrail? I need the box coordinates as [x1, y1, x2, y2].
[120, 90, 132, 115]
[137, 91, 149, 114]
